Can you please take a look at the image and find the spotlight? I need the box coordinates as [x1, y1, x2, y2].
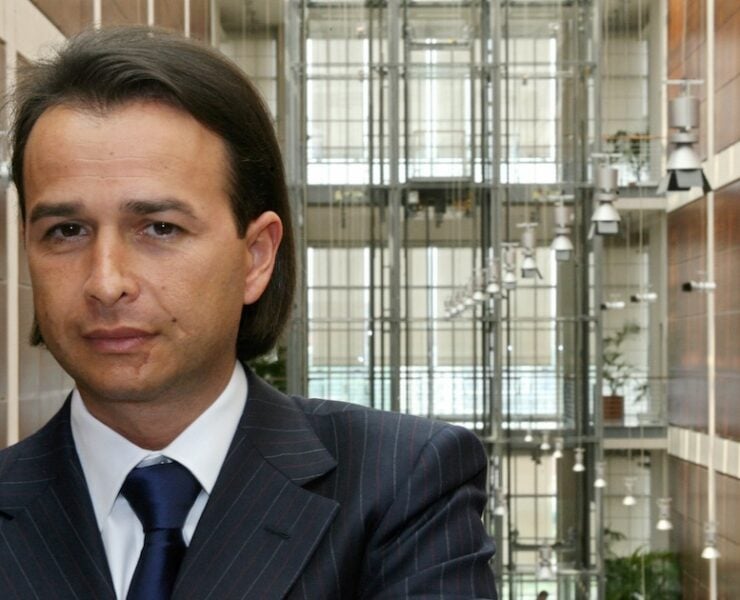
[657, 90, 711, 195]
[591, 165, 620, 236]
[631, 292, 658, 303]
[682, 280, 716, 293]
[600, 300, 626, 310]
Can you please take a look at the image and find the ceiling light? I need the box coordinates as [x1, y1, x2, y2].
[539, 432, 551, 452]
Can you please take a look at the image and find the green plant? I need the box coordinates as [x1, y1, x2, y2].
[602, 322, 645, 399]
[249, 345, 287, 393]
[605, 549, 681, 600]
[605, 130, 650, 181]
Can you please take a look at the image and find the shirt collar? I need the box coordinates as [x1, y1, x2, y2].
[70, 362, 248, 531]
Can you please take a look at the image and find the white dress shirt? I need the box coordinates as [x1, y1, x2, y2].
[70, 362, 247, 600]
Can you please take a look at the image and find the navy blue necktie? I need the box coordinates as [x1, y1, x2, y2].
[121, 461, 201, 600]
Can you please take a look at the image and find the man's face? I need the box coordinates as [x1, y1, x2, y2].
[23, 101, 278, 412]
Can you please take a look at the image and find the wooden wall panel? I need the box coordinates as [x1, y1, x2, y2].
[667, 180, 740, 440]
[668, 0, 740, 154]
[670, 458, 740, 599]
[155, 0, 185, 32]
[30, 0, 93, 37]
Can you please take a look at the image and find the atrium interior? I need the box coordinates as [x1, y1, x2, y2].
[1, 1, 739, 598]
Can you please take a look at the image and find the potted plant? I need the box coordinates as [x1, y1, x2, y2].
[602, 322, 642, 423]
[603, 528, 681, 599]
[605, 130, 650, 184]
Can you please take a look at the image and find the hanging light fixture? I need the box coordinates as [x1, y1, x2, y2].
[518, 223, 541, 279]
[656, 497, 673, 531]
[657, 82, 711, 195]
[472, 271, 488, 303]
[536, 545, 554, 580]
[701, 521, 720, 559]
[463, 280, 476, 307]
[539, 431, 551, 452]
[594, 461, 607, 488]
[573, 447, 585, 472]
[550, 194, 574, 262]
[524, 428, 534, 443]
[493, 488, 507, 517]
[591, 165, 621, 236]
[0, 161, 10, 189]
[552, 437, 563, 459]
[622, 476, 637, 506]
[486, 261, 501, 296]
[502, 245, 518, 290]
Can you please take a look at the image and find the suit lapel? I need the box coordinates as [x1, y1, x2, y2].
[174, 372, 339, 600]
[0, 402, 115, 599]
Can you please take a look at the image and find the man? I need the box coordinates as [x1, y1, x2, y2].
[0, 27, 496, 599]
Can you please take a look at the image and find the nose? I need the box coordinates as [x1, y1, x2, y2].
[83, 234, 139, 307]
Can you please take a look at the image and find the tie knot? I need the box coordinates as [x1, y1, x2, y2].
[121, 461, 201, 532]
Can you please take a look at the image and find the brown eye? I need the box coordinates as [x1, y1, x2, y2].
[145, 222, 182, 238]
[45, 222, 85, 240]
[59, 223, 82, 237]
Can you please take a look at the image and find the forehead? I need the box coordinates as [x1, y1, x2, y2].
[26, 99, 225, 160]
[22, 100, 231, 203]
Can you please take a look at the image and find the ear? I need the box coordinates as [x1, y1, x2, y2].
[242, 211, 283, 305]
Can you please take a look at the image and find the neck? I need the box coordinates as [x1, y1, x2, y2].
[78, 367, 234, 450]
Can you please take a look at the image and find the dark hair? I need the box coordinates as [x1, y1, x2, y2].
[11, 26, 295, 361]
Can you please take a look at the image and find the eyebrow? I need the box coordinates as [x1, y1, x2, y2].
[29, 201, 83, 224]
[28, 198, 199, 224]
[121, 198, 198, 220]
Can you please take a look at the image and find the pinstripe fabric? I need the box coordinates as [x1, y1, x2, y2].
[0, 370, 496, 599]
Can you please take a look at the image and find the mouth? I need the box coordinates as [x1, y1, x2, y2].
[82, 327, 157, 353]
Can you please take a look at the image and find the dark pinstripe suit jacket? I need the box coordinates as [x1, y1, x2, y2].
[0, 369, 497, 599]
